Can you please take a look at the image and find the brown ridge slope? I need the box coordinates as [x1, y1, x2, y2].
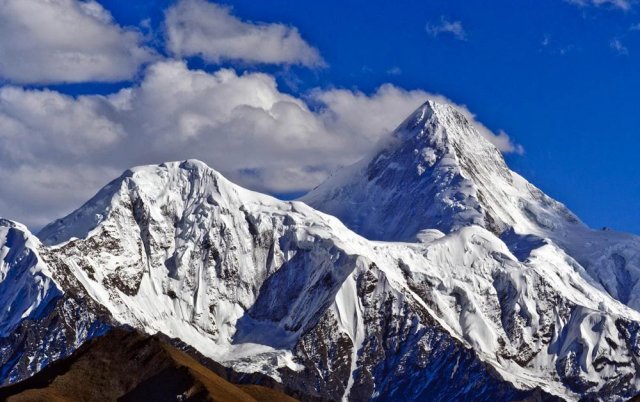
[0, 328, 297, 402]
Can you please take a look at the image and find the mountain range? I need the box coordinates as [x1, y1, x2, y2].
[1, 100, 639, 401]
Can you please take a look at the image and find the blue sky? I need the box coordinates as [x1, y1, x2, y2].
[200, 0, 640, 233]
[0, 0, 638, 233]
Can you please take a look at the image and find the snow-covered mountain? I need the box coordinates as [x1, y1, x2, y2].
[303, 100, 640, 311]
[0, 151, 638, 400]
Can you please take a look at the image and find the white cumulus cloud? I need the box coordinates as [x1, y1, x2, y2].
[165, 0, 324, 67]
[0, 0, 156, 84]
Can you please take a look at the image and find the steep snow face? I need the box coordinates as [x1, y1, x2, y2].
[33, 160, 640, 401]
[303, 100, 640, 311]
[0, 219, 61, 337]
[0, 219, 110, 385]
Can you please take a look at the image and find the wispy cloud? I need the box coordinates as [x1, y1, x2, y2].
[565, 0, 633, 11]
[540, 35, 576, 55]
[386, 66, 402, 76]
[426, 17, 467, 41]
[610, 38, 629, 54]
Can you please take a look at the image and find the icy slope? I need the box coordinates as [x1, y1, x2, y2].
[302, 100, 640, 310]
[30, 160, 640, 401]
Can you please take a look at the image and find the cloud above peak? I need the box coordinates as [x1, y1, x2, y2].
[0, 60, 521, 228]
[312, 84, 523, 154]
[0, 0, 155, 84]
[165, 0, 324, 67]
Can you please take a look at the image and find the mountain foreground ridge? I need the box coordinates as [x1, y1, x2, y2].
[0, 326, 299, 402]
